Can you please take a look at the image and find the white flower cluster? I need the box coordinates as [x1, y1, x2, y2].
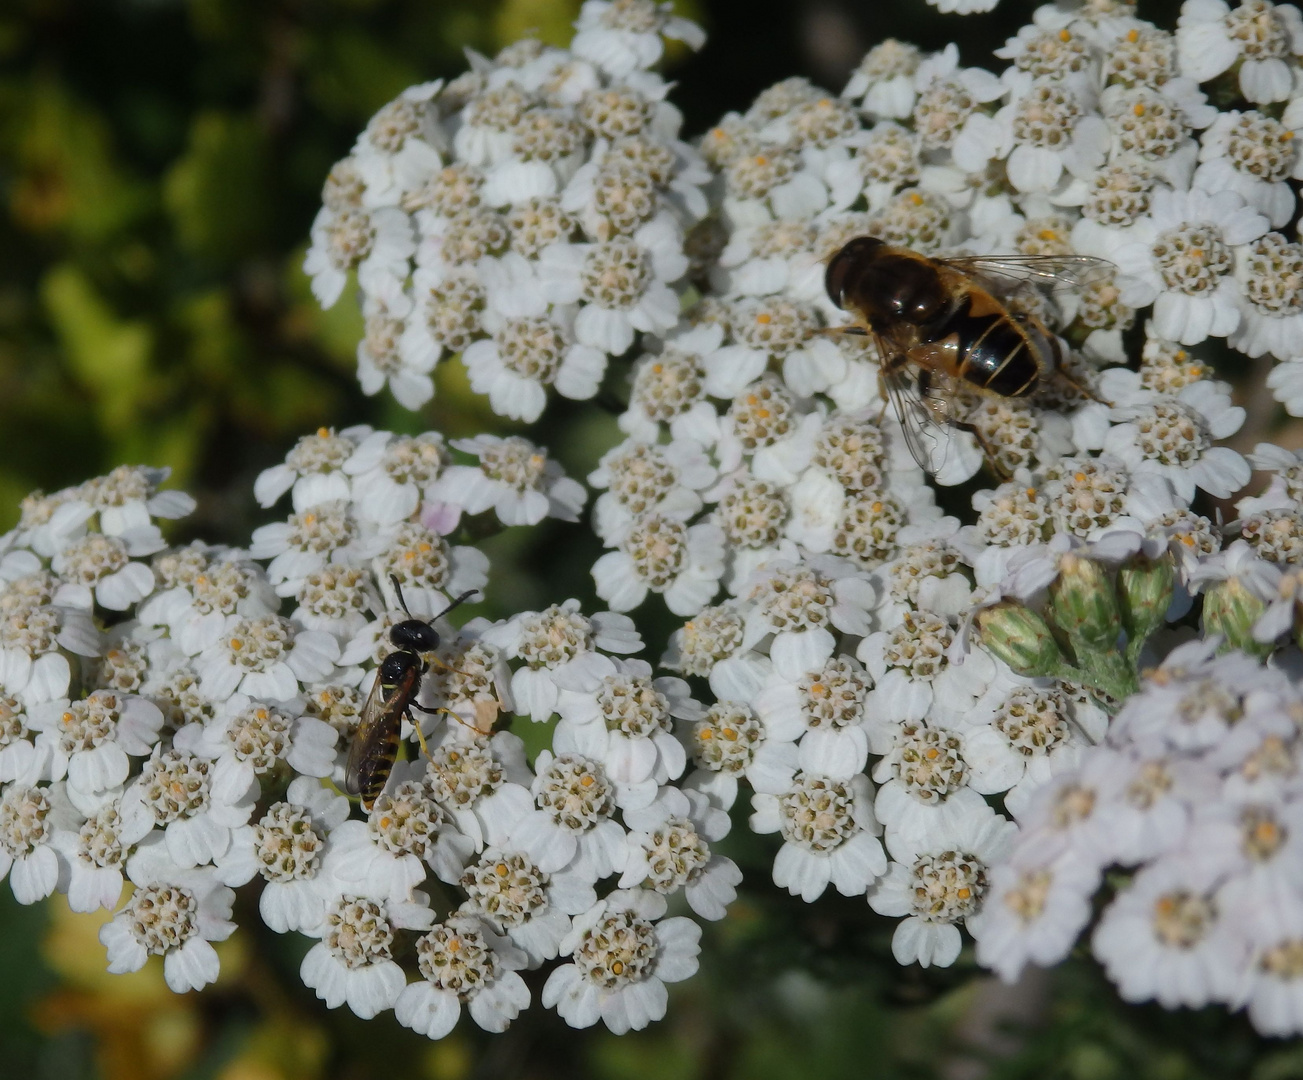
[13, 0, 1303, 1047]
[0, 427, 743, 1037]
[971, 640, 1303, 1038]
[304, 0, 708, 419]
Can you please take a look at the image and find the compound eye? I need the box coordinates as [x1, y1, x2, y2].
[824, 236, 882, 309]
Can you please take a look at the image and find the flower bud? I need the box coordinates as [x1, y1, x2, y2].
[1117, 552, 1175, 643]
[976, 602, 1066, 677]
[1047, 554, 1121, 652]
[1202, 577, 1271, 657]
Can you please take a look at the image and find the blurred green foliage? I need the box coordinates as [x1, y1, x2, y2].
[0, 0, 1286, 1078]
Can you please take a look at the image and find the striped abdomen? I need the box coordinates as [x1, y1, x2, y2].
[923, 293, 1042, 398]
[354, 718, 401, 810]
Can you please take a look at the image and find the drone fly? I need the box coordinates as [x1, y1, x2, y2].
[344, 576, 479, 811]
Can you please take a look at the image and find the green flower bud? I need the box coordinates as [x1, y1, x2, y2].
[976, 602, 1066, 677]
[1202, 577, 1271, 658]
[1047, 554, 1121, 652]
[1117, 552, 1175, 643]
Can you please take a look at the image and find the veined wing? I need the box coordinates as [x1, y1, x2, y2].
[939, 253, 1115, 290]
[344, 668, 408, 798]
[875, 333, 953, 475]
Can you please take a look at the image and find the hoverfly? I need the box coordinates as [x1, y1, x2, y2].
[345, 576, 479, 811]
[823, 236, 1114, 474]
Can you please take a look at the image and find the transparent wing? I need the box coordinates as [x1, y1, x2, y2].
[345, 673, 392, 796]
[939, 253, 1115, 290]
[875, 333, 953, 475]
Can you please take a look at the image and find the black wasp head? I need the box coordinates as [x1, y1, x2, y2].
[384, 574, 481, 654]
[389, 618, 441, 652]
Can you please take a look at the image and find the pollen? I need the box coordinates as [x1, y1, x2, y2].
[1133, 102, 1146, 116]
[230, 638, 243, 650]
[1126, 27, 1139, 41]
[871, 501, 884, 513]
[317, 426, 330, 438]
[909, 192, 923, 205]
[754, 155, 768, 166]
[495, 862, 510, 876]
[756, 313, 772, 324]
[1061, 28, 1073, 41]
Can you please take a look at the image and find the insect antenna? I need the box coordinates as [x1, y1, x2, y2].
[436, 589, 481, 620]
[389, 573, 415, 617]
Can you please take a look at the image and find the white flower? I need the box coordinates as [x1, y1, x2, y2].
[1195, 110, 1303, 228]
[343, 431, 451, 526]
[463, 305, 608, 423]
[433, 435, 587, 526]
[753, 655, 873, 780]
[254, 426, 368, 511]
[356, 289, 437, 411]
[1092, 854, 1245, 1008]
[969, 846, 1099, 983]
[618, 324, 722, 445]
[458, 847, 595, 967]
[868, 802, 1017, 968]
[419, 732, 534, 851]
[118, 744, 259, 870]
[50, 799, 153, 912]
[0, 782, 64, 904]
[955, 75, 1109, 195]
[743, 559, 875, 680]
[30, 691, 164, 810]
[51, 530, 158, 612]
[101, 840, 236, 993]
[1232, 233, 1303, 361]
[138, 550, 279, 656]
[242, 776, 351, 933]
[395, 913, 531, 1037]
[1112, 187, 1269, 346]
[248, 500, 374, 591]
[1102, 380, 1249, 502]
[619, 786, 741, 920]
[592, 515, 726, 616]
[1236, 895, 1303, 1036]
[570, 0, 705, 78]
[510, 749, 629, 881]
[304, 205, 414, 310]
[553, 658, 698, 804]
[542, 888, 700, 1033]
[1176, 0, 1303, 104]
[300, 892, 433, 1019]
[588, 439, 717, 547]
[960, 683, 1107, 817]
[481, 600, 641, 722]
[194, 613, 338, 702]
[842, 39, 922, 121]
[750, 770, 888, 901]
[859, 618, 996, 727]
[537, 217, 687, 355]
[328, 783, 473, 894]
[678, 698, 798, 811]
[78, 465, 196, 538]
[176, 695, 338, 798]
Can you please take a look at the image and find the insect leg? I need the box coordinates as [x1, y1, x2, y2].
[427, 653, 474, 678]
[952, 419, 1012, 481]
[1051, 365, 1109, 405]
[412, 702, 487, 735]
